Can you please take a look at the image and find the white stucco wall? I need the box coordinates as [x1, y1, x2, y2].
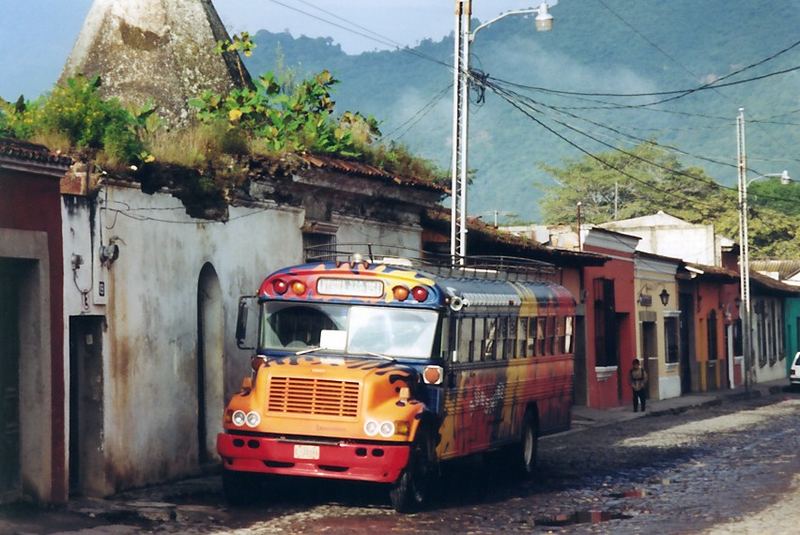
[659, 373, 681, 399]
[98, 185, 304, 491]
[333, 214, 422, 258]
[622, 226, 717, 266]
[752, 296, 788, 384]
[62, 181, 425, 494]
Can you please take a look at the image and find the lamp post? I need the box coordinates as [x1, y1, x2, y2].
[450, 1, 556, 264]
[735, 107, 791, 391]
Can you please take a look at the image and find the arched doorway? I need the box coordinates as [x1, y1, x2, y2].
[197, 263, 224, 464]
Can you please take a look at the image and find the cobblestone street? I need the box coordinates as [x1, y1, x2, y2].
[3, 389, 799, 534]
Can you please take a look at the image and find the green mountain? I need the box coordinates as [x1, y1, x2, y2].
[244, 0, 800, 223]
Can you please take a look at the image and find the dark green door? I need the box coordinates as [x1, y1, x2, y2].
[0, 260, 22, 498]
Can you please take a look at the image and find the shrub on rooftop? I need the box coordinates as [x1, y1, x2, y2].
[0, 75, 146, 165]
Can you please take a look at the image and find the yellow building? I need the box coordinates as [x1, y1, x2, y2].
[634, 252, 682, 400]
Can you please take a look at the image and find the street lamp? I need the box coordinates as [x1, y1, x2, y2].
[450, 1, 557, 264]
[735, 107, 791, 391]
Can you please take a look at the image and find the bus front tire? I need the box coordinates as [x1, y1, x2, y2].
[222, 469, 259, 506]
[390, 429, 435, 513]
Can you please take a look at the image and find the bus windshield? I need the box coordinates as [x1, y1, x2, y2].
[259, 302, 439, 359]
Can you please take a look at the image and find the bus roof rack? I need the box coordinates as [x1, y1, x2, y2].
[304, 243, 558, 282]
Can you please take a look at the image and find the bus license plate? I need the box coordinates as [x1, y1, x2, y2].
[293, 444, 320, 460]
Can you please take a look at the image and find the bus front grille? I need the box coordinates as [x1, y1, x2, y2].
[267, 377, 360, 418]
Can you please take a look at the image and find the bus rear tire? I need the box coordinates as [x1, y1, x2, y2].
[390, 429, 435, 513]
[516, 412, 539, 478]
[222, 469, 259, 506]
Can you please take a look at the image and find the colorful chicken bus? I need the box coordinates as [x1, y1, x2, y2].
[218, 255, 575, 512]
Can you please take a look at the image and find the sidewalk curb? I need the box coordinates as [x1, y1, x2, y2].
[546, 381, 790, 441]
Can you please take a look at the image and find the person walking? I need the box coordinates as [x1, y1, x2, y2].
[629, 358, 648, 412]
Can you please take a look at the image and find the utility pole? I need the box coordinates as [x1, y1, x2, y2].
[576, 201, 583, 252]
[450, 0, 471, 265]
[736, 107, 752, 392]
[449, 1, 555, 265]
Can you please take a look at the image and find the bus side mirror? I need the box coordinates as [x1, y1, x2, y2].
[236, 296, 257, 350]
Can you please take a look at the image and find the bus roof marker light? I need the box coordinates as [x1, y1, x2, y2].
[393, 285, 410, 301]
[411, 286, 429, 302]
[273, 279, 288, 295]
[291, 280, 307, 295]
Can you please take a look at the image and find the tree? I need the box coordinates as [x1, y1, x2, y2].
[538, 142, 800, 258]
[539, 142, 733, 225]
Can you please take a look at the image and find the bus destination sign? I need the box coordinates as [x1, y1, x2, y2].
[317, 278, 384, 298]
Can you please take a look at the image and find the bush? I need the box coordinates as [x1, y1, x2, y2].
[1, 75, 144, 165]
[42, 76, 143, 163]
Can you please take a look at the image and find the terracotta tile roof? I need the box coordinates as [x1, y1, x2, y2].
[423, 208, 607, 267]
[0, 138, 73, 167]
[683, 262, 739, 282]
[303, 154, 447, 193]
[750, 270, 800, 296]
[684, 261, 800, 295]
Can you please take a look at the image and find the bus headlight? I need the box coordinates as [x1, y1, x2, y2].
[379, 421, 396, 438]
[231, 410, 246, 427]
[245, 411, 261, 428]
[364, 419, 379, 436]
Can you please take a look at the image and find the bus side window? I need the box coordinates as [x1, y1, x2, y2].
[565, 316, 574, 354]
[466, 318, 476, 362]
[499, 317, 509, 360]
[519, 318, 529, 358]
[536, 318, 546, 356]
[507, 316, 517, 359]
[547, 316, 556, 355]
[439, 315, 450, 360]
[556, 317, 566, 355]
[484, 318, 497, 360]
[457, 318, 472, 363]
[473, 317, 485, 362]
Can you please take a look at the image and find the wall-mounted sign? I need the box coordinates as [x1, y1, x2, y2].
[638, 294, 653, 307]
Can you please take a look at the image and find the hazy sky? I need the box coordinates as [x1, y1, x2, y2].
[0, 0, 539, 100]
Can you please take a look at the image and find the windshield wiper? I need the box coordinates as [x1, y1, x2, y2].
[294, 346, 322, 355]
[363, 351, 396, 363]
[295, 346, 395, 362]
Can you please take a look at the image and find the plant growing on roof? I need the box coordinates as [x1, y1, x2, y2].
[215, 32, 256, 86]
[189, 69, 379, 157]
[0, 75, 146, 165]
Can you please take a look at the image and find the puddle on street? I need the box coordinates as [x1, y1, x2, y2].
[610, 487, 647, 498]
[535, 510, 632, 527]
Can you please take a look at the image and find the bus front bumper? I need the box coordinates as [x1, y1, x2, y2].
[217, 433, 410, 484]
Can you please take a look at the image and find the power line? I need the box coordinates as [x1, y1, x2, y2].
[482, 81, 723, 213]
[377, 83, 452, 143]
[289, 0, 407, 49]
[494, 80, 768, 178]
[265, 0, 452, 70]
[592, 0, 800, 160]
[485, 78, 800, 209]
[489, 62, 800, 106]
[594, 0, 690, 83]
[487, 80, 735, 191]
[488, 34, 800, 103]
